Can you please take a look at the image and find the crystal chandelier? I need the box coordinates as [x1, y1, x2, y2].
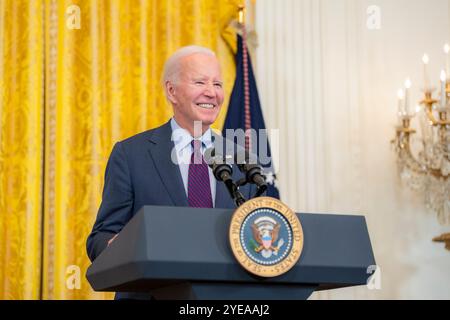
[391, 48, 450, 231]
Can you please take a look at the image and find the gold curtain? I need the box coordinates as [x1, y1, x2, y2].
[0, 0, 44, 299]
[0, 0, 241, 299]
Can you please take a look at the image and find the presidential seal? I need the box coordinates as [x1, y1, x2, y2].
[229, 197, 303, 277]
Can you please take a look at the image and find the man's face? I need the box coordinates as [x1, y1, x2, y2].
[167, 53, 224, 134]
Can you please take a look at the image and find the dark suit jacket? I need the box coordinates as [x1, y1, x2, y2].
[86, 120, 254, 300]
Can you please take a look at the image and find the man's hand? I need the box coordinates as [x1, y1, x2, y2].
[108, 234, 119, 246]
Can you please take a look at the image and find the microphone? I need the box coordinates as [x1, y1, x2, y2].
[204, 148, 246, 207]
[204, 148, 233, 182]
[234, 150, 268, 195]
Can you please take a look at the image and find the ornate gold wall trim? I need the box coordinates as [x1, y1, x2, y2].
[43, 0, 58, 299]
[39, 0, 46, 300]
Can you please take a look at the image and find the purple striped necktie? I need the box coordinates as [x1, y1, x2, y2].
[187, 139, 213, 208]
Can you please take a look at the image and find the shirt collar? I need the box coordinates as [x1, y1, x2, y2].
[170, 118, 213, 150]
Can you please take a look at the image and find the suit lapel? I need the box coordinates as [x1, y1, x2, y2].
[146, 121, 189, 207]
[145, 123, 240, 209]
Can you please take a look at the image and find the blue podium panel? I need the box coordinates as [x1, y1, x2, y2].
[87, 206, 375, 299]
[149, 283, 317, 300]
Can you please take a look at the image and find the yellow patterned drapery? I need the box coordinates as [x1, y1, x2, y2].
[1, 0, 241, 299]
[0, 0, 45, 300]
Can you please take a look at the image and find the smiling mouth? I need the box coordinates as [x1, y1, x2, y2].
[196, 103, 216, 109]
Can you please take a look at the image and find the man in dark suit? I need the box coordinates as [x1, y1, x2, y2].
[86, 46, 254, 299]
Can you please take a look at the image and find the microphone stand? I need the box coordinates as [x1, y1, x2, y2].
[222, 173, 247, 207]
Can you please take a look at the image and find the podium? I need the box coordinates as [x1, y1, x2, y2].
[86, 206, 375, 300]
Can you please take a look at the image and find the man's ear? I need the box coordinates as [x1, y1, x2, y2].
[165, 80, 177, 104]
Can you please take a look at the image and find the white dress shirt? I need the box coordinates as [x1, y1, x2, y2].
[170, 118, 216, 207]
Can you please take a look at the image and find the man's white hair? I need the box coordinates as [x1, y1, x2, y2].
[162, 45, 216, 88]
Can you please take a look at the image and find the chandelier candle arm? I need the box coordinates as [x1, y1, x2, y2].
[420, 92, 449, 126]
[420, 91, 438, 109]
[433, 233, 450, 251]
[393, 123, 447, 179]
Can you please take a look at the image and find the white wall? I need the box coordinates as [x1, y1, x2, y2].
[255, 0, 450, 299]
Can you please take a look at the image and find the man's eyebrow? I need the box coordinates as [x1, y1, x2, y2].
[191, 77, 223, 84]
[191, 76, 207, 81]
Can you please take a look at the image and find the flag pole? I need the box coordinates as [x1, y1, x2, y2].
[238, 5, 252, 152]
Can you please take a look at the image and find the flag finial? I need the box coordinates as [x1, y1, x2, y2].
[238, 4, 246, 25]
